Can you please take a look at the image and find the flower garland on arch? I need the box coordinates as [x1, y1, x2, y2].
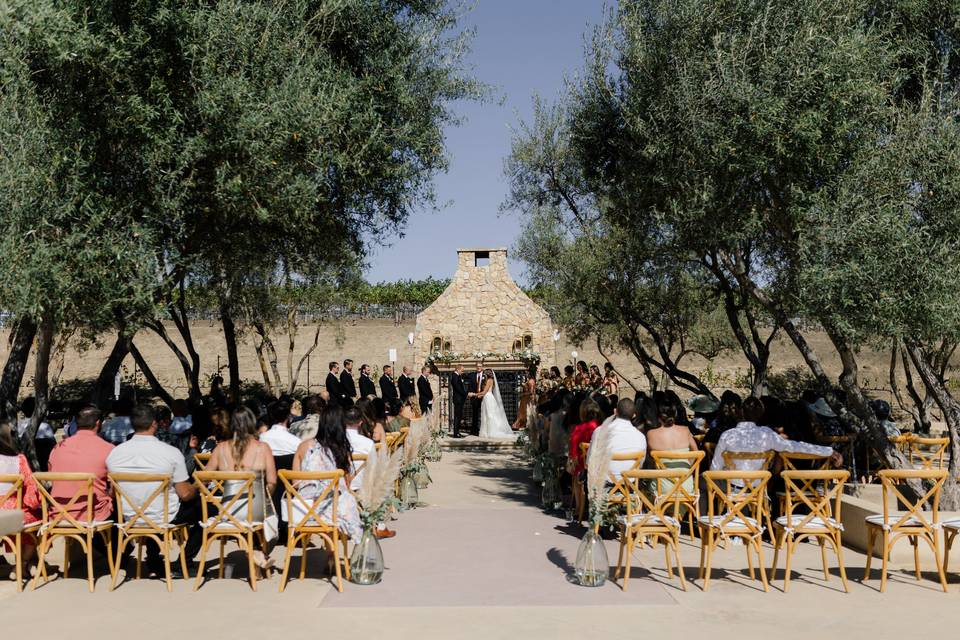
[425, 350, 541, 366]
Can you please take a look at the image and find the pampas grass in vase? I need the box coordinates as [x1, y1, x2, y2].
[574, 426, 614, 587]
[350, 445, 403, 585]
[399, 419, 429, 509]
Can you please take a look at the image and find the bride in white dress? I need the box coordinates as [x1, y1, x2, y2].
[474, 368, 514, 439]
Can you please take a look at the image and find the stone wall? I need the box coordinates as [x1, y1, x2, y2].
[412, 248, 554, 367]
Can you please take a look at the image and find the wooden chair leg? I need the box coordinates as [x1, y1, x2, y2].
[622, 532, 634, 591]
[342, 535, 351, 582]
[672, 537, 687, 591]
[880, 532, 889, 593]
[754, 539, 769, 592]
[218, 538, 225, 579]
[819, 537, 830, 582]
[163, 534, 173, 592]
[833, 533, 849, 593]
[136, 538, 143, 579]
[664, 538, 673, 579]
[770, 528, 782, 585]
[193, 534, 209, 591]
[299, 535, 309, 580]
[246, 533, 257, 591]
[912, 536, 921, 581]
[14, 534, 23, 592]
[178, 530, 190, 579]
[85, 533, 95, 593]
[111, 535, 129, 591]
[703, 531, 715, 591]
[63, 537, 70, 579]
[746, 540, 756, 580]
[279, 536, 293, 593]
[333, 534, 344, 593]
[31, 534, 50, 591]
[864, 527, 874, 581]
[783, 536, 793, 593]
[698, 529, 707, 581]
[932, 532, 948, 593]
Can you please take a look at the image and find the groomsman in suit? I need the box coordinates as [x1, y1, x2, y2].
[358, 363, 376, 398]
[450, 364, 467, 438]
[417, 366, 434, 415]
[470, 362, 484, 435]
[398, 366, 416, 403]
[326, 362, 345, 406]
[380, 364, 400, 414]
[339, 359, 357, 404]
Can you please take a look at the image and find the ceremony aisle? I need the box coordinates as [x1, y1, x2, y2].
[320, 450, 672, 608]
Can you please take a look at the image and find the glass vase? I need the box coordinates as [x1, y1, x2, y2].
[349, 527, 384, 585]
[400, 473, 419, 510]
[532, 457, 543, 482]
[540, 474, 559, 510]
[415, 465, 431, 489]
[573, 528, 609, 587]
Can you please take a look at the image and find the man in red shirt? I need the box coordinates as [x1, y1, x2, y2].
[48, 406, 115, 522]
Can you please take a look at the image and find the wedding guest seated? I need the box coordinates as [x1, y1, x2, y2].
[292, 408, 368, 541]
[703, 391, 742, 444]
[101, 397, 135, 445]
[0, 422, 41, 577]
[355, 398, 385, 444]
[369, 398, 391, 433]
[106, 404, 200, 575]
[48, 405, 115, 523]
[169, 399, 193, 436]
[710, 397, 841, 473]
[597, 398, 647, 478]
[200, 406, 231, 453]
[343, 407, 373, 492]
[644, 398, 699, 496]
[687, 394, 720, 434]
[870, 399, 901, 437]
[290, 394, 325, 441]
[260, 400, 300, 541]
[568, 399, 605, 476]
[206, 407, 278, 574]
[386, 397, 419, 433]
[17, 397, 56, 471]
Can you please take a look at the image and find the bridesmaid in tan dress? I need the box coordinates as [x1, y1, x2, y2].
[512, 366, 537, 430]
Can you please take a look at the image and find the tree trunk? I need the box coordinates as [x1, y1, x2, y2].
[128, 340, 175, 408]
[21, 320, 52, 471]
[904, 340, 960, 509]
[0, 318, 37, 418]
[290, 324, 321, 395]
[253, 329, 277, 397]
[90, 333, 130, 407]
[219, 298, 241, 402]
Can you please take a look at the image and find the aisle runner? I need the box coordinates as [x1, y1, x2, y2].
[320, 506, 676, 608]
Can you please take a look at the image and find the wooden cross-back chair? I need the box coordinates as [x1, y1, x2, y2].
[348, 453, 368, 500]
[864, 468, 949, 593]
[698, 470, 772, 592]
[908, 436, 949, 470]
[0, 475, 42, 591]
[277, 469, 350, 593]
[650, 450, 705, 540]
[108, 473, 190, 592]
[944, 508, 960, 577]
[31, 472, 115, 592]
[192, 471, 267, 592]
[721, 450, 776, 536]
[386, 427, 409, 455]
[889, 433, 913, 455]
[775, 451, 832, 514]
[193, 453, 212, 471]
[771, 470, 850, 593]
[616, 468, 687, 592]
[599, 451, 647, 528]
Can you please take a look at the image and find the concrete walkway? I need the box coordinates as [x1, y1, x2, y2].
[3, 450, 960, 639]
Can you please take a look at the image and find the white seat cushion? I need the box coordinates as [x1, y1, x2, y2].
[776, 515, 841, 530]
[0, 509, 23, 536]
[200, 517, 262, 531]
[698, 515, 761, 531]
[865, 514, 925, 528]
[619, 513, 679, 528]
[41, 519, 113, 532]
[942, 518, 960, 531]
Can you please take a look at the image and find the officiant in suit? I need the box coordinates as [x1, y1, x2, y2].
[469, 362, 484, 435]
[358, 363, 376, 398]
[417, 366, 434, 415]
[339, 359, 357, 404]
[326, 361, 346, 406]
[450, 363, 467, 438]
[380, 364, 400, 414]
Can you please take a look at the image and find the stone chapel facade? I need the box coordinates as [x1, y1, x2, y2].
[413, 248, 554, 367]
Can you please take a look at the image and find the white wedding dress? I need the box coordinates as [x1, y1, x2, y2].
[479, 375, 514, 439]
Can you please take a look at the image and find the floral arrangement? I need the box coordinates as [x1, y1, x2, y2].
[356, 446, 403, 529]
[585, 426, 615, 527]
[401, 418, 430, 476]
[425, 350, 541, 366]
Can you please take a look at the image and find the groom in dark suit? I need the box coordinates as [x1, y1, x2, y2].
[450, 363, 467, 438]
[469, 362, 484, 436]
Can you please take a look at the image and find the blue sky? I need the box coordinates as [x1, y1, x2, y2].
[364, 0, 612, 284]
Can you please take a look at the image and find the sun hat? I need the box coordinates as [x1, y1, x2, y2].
[687, 394, 720, 414]
[809, 398, 837, 418]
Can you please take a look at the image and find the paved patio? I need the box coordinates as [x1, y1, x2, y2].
[2, 450, 959, 639]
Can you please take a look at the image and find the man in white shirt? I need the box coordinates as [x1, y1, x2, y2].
[344, 407, 373, 491]
[711, 397, 842, 473]
[106, 403, 199, 575]
[597, 397, 647, 478]
[259, 400, 301, 458]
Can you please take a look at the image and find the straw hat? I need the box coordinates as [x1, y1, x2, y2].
[687, 394, 720, 414]
[809, 398, 837, 418]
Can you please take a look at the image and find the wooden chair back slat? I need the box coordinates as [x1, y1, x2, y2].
[702, 470, 771, 538]
[278, 469, 343, 531]
[193, 471, 257, 531]
[0, 474, 23, 511]
[108, 473, 172, 534]
[781, 470, 849, 531]
[32, 472, 96, 530]
[908, 437, 949, 470]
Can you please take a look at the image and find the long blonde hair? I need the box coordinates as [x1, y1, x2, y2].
[229, 406, 259, 470]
